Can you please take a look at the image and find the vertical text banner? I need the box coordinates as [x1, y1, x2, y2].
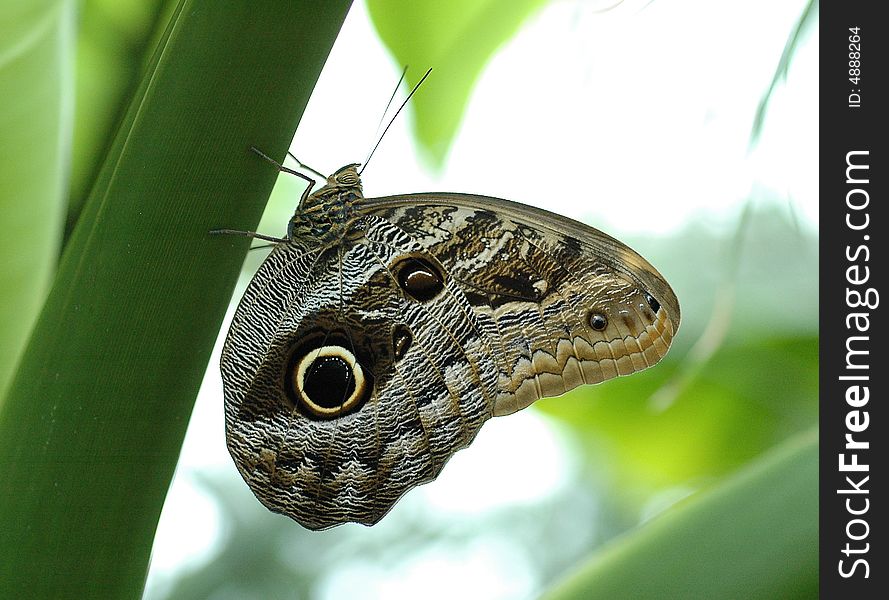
[820, 1, 885, 597]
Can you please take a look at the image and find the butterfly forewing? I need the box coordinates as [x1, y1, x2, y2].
[362, 194, 679, 415]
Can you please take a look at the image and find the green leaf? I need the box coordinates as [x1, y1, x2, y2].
[0, 0, 73, 397]
[542, 428, 818, 600]
[367, 0, 548, 166]
[537, 335, 818, 491]
[67, 0, 175, 237]
[0, 1, 352, 598]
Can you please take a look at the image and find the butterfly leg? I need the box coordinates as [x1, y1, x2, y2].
[208, 229, 288, 244]
[250, 146, 317, 206]
[285, 151, 327, 181]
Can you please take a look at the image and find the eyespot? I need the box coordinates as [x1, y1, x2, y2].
[588, 311, 608, 331]
[285, 342, 371, 419]
[392, 324, 412, 360]
[645, 293, 661, 314]
[393, 256, 446, 302]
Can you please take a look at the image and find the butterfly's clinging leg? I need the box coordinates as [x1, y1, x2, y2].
[249, 146, 316, 206]
[208, 229, 288, 244]
[213, 147, 319, 243]
[286, 151, 327, 181]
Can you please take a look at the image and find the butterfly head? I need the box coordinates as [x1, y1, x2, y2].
[304, 163, 364, 206]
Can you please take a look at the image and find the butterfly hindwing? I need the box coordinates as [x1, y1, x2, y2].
[222, 215, 498, 529]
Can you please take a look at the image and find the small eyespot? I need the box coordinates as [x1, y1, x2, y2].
[588, 311, 608, 331]
[392, 324, 412, 360]
[394, 256, 445, 302]
[645, 293, 661, 314]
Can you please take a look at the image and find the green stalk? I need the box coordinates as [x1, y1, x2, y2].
[543, 428, 818, 600]
[0, 1, 352, 598]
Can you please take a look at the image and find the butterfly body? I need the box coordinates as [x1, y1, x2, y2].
[221, 164, 679, 530]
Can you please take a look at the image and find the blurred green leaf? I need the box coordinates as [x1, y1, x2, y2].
[367, 0, 548, 166]
[0, 0, 73, 397]
[542, 428, 818, 600]
[538, 334, 817, 490]
[68, 0, 175, 237]
[0, 1, 352, 597]
[750, 0, 818, 144]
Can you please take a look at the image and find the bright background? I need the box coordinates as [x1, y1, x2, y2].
[142, 0, 818, 598]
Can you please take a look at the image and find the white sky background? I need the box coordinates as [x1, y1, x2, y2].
[287, 0, 818, 235]
[145, 0, 817, 598]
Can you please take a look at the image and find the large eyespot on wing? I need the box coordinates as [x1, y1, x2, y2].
[221, 232, 500, 530]
[359, 194, 680, 416]
[283, 333, 373, 419]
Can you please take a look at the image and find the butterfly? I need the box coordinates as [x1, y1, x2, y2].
[215, 147, 680, 530]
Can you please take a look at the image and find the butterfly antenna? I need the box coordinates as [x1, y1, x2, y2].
[366, 66, 408, 154]
[359, 67, 432, 175]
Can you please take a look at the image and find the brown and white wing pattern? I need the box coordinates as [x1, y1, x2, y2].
[363, 193, 680, 416]
[220, 190, 679, 530]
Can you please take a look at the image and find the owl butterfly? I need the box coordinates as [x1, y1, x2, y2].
[217, 148, 680, 530]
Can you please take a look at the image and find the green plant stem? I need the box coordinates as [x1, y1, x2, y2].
[0, 1, 352, 598]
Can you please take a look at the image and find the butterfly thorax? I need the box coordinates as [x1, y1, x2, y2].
[287, 163, 365, 243]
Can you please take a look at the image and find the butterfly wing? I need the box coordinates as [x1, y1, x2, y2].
[221, 220, 500, 530]
[361, 193, 680, 416]
[221, 192, 679, 530]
